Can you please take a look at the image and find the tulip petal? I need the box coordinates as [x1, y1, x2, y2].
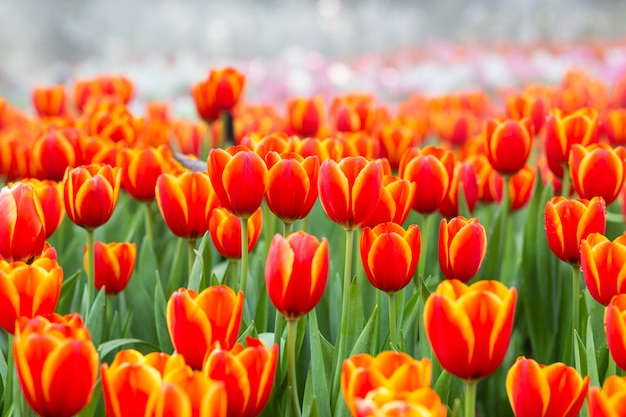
[319, 160, 350, 227]
[505, 358, 550, 417]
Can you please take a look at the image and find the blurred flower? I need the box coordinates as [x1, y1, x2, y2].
[377, 119, 426, 171]
[587, 375, 626, 416]
[399, 146, 455, 214]
[439, 161, 479, 218]
[293, 136, 343, 162]
[569, 144, 626, 205]
[544, 196, 606, 266]
[83, 241, 136, 295]
[424, 279, 517, 381]
[360, 223, 421, 294]
[209, 207, 263, 260]
[13, 314, 98, 417]
[74, 75, 133, 113]
[265, 231, 328, 320]
[341, 351, 433, 416]
[0, 182, 46, 262]
[337, 131, 379, 160]
[193, 68, 245, 120]
[242, 132, 291, 159]
[117, 145, 174, 201]
[604, 109, 626, 146]
[167, 285, 244, 370]
[208, 146, 268, 219]
[31, 127, 77, 181]
[203, 337, 278, 417]
[483, 118, 534, 175]
[506, 356, 589, 417]
[505, 89, 549, 133]
[63, 164, 122, 230]
[604, 294, 626, 371]
[21, 178, 65, 238]
[318, 156, 384, 230]
[509, 166, 536, 212]
[32, 85, 67, 118]
[287, 96, 326, 137]
[431, 109, 480, 148]
[171, 120, 213, 156]
[438, 217, 487, 282]
[0, 257, 63, 334]
[265, 152, 319, 224]
[354, 387, 447, 417]
[331, 94, 375, 133]
[361, 176, 416, 228]
[156, 171, 221, 241]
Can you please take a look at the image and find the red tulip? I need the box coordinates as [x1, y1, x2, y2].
[605, 294, 626, 371]
[32, 85, 67, 118]
[483, 118, 534, 175]
[438, 217, 487, 282]
[209, 207, 263, 260]
[83, 241, 137, 295]
[286, 96, 326, 137]
[569, 144, 626, 205]
[361, 176, 416, 229]
[117, 145, 175, 201]
[587, 375, 626, 416]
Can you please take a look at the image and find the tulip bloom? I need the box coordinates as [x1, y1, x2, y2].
[605, 294, 626, 370]
[341, 351, 433, 416]
[587, 375, 626, 416]
[208, 146, 268, 219]
[207, 67, 246, 112]
[424, 279, 517, 381]
[399, 146, 456, 214]
[509, 166, 536, 212]
[506, 357, 589, 417]
[439, 161, 480, 218]
[360, 223, 421, 294]
[209, 207, 263, 259]
[569, 144, 626, 205]
[265, 152, 320, 225]
[22, 178, 65, 238]
[580, 233, 626, 306]
[32, 85, 67, 118]
[483, 118, 534, 175]
[286, 96, 326, 137]
[167, 286, 244, 370]
[203, 337, 278, 417]
[505, 91, 549, 133]
[32, 127, 77, 181]
[544, 196, 606, 266]
[361, 176, 416, 229]
[265, 232, 329, 320]
[605, 109, 626, 146]
[0, 257, 63, 334]
[354, 387, 447, 417]
[377, 120, 424, 171]
[13, 314, 99, 417]
[318, 156, 384, 230]
[156, 171, 221, 240]
[438, 217, 487, 282]
[63, 163, 122, 230]
[82, 241, 137, 295]
[117, 145, 174, 201]
[0, 182, 47, 262]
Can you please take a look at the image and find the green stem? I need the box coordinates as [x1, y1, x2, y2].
[572, 266, 580, 337]
[608, 352, 617, 377]
[301, 215, 309, 233]
[388, 292, 398, 349]
[188, 239, 197, 280]
[240, 217, 249, 295]
[87, 229, 95, 303]
[283, 221, 292, 237]
[273, 309, 284, 347]
[464, 380, 477, 417]
[416, 213, 432, 283]
[144, 202, 154, 251]
[219, 110, 232, 148]
[287, 319, 302, 417]
[561, 164, 571, 197]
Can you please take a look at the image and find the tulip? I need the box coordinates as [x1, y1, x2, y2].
[74, 75, 133, 113]
[338, 131, 380, 160]
[505, 90, 549, 133]
[203, 337, 279, 417]
[424, 279, 517, 381]
[579, 233, 626, 306]
[438, 217, 487, 282]
[605, 108, 626, 146]
[509, 166, 536, 212]
[569, 144, 626, 205]
[353, 387, 447, 417]
[116, 144, 175, 202]
[21, 178, 65, 238]
[191, 80, 220, 123]
[205, 67, 246, 112]
[0, 257, 63, 333]
[483, 118, 534, 175]
[341, 351, 433, 417]
[439, 161, 480, 218]
[377, 120, 424, 171]
[32, 85, 67, 118]
[293, 137, 343, 162]
[86, 104, 140, 145]
[83, 241, 137, 295]
[587, 375, 626, 416]
[399, 146, 455, 215]
[243, 132, 292, 159]
[361, 176, 416, 229]
[604, 294, 626, 371]
[0, 182, 47, 262]
[167, 286, 244, 370]
[13, 314, 99, 417]
[265, 152, 320, 228]
[209, 207, 263, 260]
[287, 96, 326, 137]
[331, 94, 375, 133]
[506, 357, 589, 417]
[32, 127, 76, 181]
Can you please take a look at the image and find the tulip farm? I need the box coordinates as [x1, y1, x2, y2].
[3, 42, 626, 417]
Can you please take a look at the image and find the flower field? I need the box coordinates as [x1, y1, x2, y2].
[2, 43, 626, 416]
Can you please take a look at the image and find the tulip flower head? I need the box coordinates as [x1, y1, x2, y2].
[83, 241, 137, 295]
[116, 144, 175, 201]
[580, 233, 626, 306]
[605, 294, 626, 371]
[569, 144, 626, 205]
[438, 217, 487, 282]
[361, 175, 416, 229]
[483, 118, 534, 175]
[424, 279, 517, 381]
[32, 85, 67, 118]
[209, 207, 263, 260]
[286, 96, 326, 137]
[587, 375, 626, 417]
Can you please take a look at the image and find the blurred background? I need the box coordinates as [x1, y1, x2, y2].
[2, 0, 626, 109]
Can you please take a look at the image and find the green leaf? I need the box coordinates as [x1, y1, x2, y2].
[586, 316, 600, 389]
[349, 305, 379, 356]
[434, 370, 465, 410]
[401, 287, 421, 338]
[188, 234, 211, 292]
[98, 338, 148, 358]
[56, 271, 80, 315]
[303, 309, 332, 417]
[85, 287, 107, 347]
[154, 278, 174, 353]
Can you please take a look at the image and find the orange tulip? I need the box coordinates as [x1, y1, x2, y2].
[292, 137, 343, 162]
[209, 207, 263, 260]
[353, 387, 447, 417]
[13, 314, 98, 417]
[377, 120, 424, 171]
[605, 294, 626, 370]
[32, 85, 67, 118]
[63, 163, 122, 230]
[265, 232, 329, 320]
[193, 67, 246, 118]
[431, 109, 480, 148]
[544, 196, 606, 266]
[438, 217, 487, 282]
[506, 357, 589, 417]
[587, 375, 626, 416]
[318, 156, 384, 230]
[287, 96, 326, 137]
[242, 132, 291, 159]
[505, 90, 549, 133]
[399, 146, 455, 214]
[605, 109, 626, 146]
[0, 182, 47, 262]
[265, 152, 319, 224]
[439, 161, 479, 218]
[191, 82, 220, 122]
[156, 171, 221, 240]
[74, 75, 133, 113]
[509, 166, 536, 212]
[21, 178, 65, 238]
[331, 95, 375, 133]
[85, 104, 140, 145]
[361, 176, 416, 229]
[424, 280, 517, 381]
[82, 241, 137, 295]
[203, 337, 279, 417]
[0, 257, 63, 333]
[360, 223, 421, 294]
[208, 146, 268, 219]
[116, 144, 174, 201]
[544, 108, 599, 178]
[341, 351, 433, 417]
[580, 233, 626, 306]
[569, 144, 626, 205]
[31, 127, 76, 181]
[483, 118, 534, 175]
[171, 120, 213, 156]
[167, 286, 244, 370]
[101, 349, 186, 417]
